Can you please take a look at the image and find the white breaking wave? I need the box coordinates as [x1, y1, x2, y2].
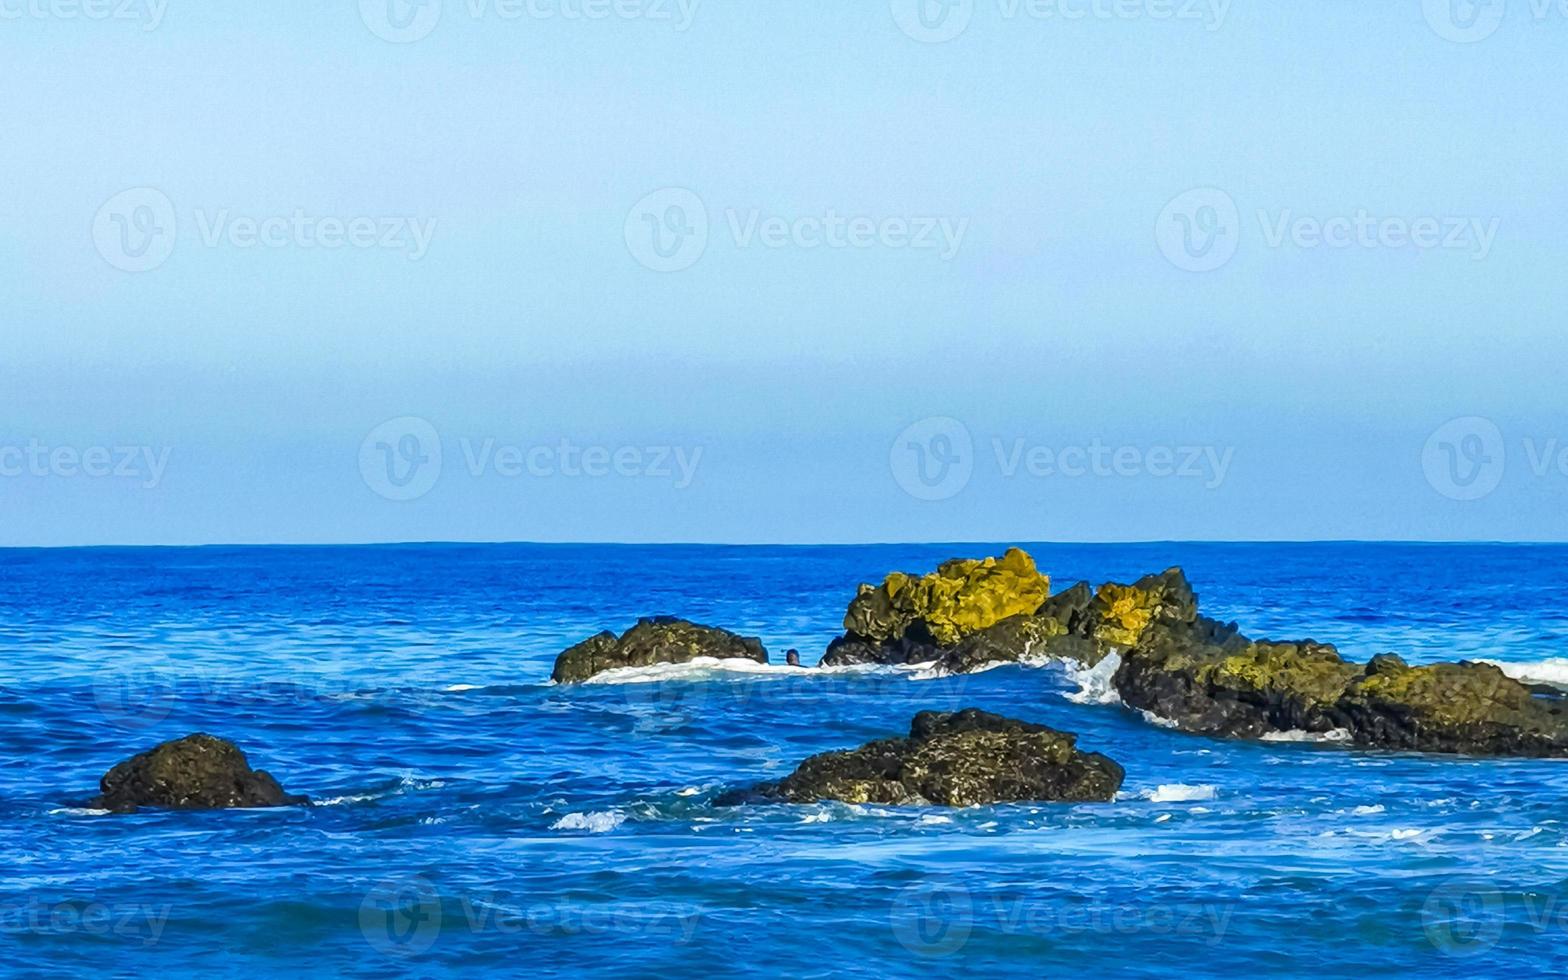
[49, 807, 109, 816]
[551, 810, 626, 833]
[1477, 658, 1568, 689]
[1261, 728, 1352, 743]
[314, 793, 379, 807]
[582, 657, 795, 685]
[1065, 652, 1123, 705]
[1141, 783, 1217, 803]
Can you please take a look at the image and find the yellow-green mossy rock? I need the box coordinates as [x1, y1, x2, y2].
[842, 548, 1050, 647]
[1089, 568, 1200, 651]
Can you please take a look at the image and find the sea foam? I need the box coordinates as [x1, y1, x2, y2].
[551, 810, 626, 833]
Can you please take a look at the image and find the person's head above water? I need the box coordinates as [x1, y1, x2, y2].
[785, 649, 800, 666]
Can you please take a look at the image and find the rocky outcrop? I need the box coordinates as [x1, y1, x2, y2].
[822, 549, 1050, 666]
[551, 617, 767, 683]
[932, 569, 1198, 675]
[716, 709, 1124, 807]
[1112, 614, 1568, 757]
[91, 733, 304, 813]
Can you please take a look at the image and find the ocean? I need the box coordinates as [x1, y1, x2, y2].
[3, 542, 1566, 977]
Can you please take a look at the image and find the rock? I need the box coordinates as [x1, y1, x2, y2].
[936, 613, 1097, 675]
[717, 708, 1124, 807]
[822, 548, 1051, 667]
[551, 616, 767, 683]
[820, 620, 944, 668]
[1335, 659, 1568, 756]
[1113, 618, 1356, 738]
[91, 733, 304, 813]
[1113, 616, 1568, 756]
[842, 548, 1050, 647]
[1086, 568, 1199, 650]
[932, 570, 1197, 675]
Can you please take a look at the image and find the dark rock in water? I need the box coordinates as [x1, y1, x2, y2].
[1112, 617, 1568, 756]
[936, 612, 1098, 675]
[716, 709, 1124, 807]
[1112, 618, 1352, 738]
[1334, 658, 1568, 756]
[551, 616, 767, 683]
[820, 619, 944, 668]
[91, 733, 304, 813]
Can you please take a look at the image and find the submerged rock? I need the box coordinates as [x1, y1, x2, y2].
[716, 709, 1124, 807]
[1113, 617, 1568, 756]
[823, 548, 1050, 666]
[91, 733, 304, 813]
[551, 616, 767, 683]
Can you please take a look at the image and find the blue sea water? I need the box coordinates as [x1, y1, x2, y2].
[3, 542, 1568, 977]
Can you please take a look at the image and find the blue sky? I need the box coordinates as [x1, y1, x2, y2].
[2, 1, 1565, 545]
